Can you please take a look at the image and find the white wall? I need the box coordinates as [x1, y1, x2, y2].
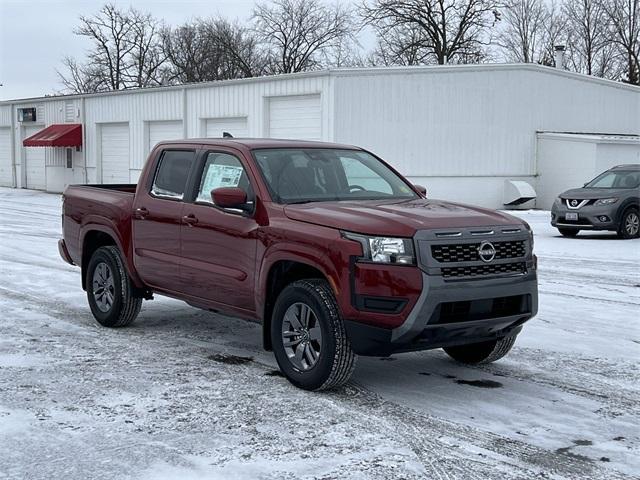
[332, 65, 640, 208]
[596, 143, 640, 172]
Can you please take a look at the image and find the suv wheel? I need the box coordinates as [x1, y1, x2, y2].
[444, 335, 517, 365]
[271, 279, 356, 391]
[618, 208, 640, 239]
[86, 246, 142, 327]
[558, 227, 579, 237]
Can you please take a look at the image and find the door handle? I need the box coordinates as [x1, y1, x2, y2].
[135, 207, 149, 219]
[182, 214, 198, 226]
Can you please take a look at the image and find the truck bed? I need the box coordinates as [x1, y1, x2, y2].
[62, 184, 137, 267]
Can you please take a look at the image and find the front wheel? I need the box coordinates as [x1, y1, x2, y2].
[271, 279, 356, 391]
[617, 208, 640, 239]
[558, 227, 579, 237]
[443, 335, 517, 365]
[86, 246, 142, 327]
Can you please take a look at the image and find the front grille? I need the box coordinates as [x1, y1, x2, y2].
[432, 240, 526, 263]
[441, 262, 526, 279]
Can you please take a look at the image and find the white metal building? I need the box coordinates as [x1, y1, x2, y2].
[0, 63, 638, 209]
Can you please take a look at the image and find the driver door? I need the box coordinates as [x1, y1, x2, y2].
[179, 150, 259, 314]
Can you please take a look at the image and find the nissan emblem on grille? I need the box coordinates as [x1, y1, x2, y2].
[478, 241, 496, 263]
[570, 199, 578, 207]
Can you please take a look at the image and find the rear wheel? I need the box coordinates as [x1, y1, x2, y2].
[558, 227, 579, 237]
[617, 208, 639, 239]
[86, 246, 142, 327]
[271, 279, 356, 391]
[444, 335, 517, 365]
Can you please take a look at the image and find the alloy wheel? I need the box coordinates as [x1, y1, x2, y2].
[281, 302, 322, 371]
[626, 212, 639, 236]
[92, 262, 115, 313]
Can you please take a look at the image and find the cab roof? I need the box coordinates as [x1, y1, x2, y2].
[157, 138, 362, 151]
[610, 164, 640, 171]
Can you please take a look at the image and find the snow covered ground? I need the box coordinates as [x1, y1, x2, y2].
[0, 187, 638, 479]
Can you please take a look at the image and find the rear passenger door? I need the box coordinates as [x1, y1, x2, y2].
[132, 149, 197, 293]
[178, 149, 259, 314]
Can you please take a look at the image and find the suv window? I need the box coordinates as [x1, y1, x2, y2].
[196, 152, 253, 204]
[151, 150, 195, 200]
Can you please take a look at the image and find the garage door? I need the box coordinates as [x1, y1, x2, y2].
[268, 95, 321, 140]
[148, 120, 183, 153]
[0, 127, 12, 187]
[24, 126, 46, 190]
[101, 123, 130, 183]
[205, 117, 248, 138]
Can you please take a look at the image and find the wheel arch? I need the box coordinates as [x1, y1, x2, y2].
[260, 258, 336, 351]
[80, 225, 143, 291]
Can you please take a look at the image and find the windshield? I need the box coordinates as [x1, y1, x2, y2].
[252, 148, 418, 204]
[586, 170, 640, 189]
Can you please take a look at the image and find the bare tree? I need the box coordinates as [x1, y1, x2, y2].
[538, 0, 566, 66]
[59, 3, 167, 92]
[361, 0, 501, 65]
[57, 57, 107, 93]
[163, 18, 266, 83]
[497, 0, 549, 63]
[125, 10, 166, 88]
[74, 3, 137, 90]
[603, 0, 640, 84]
[253, 0, 356, 73]
[368, 23, 434, 65]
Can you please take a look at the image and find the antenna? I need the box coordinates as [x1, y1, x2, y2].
[222, 132, 233, 138]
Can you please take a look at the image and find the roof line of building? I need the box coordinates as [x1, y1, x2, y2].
[1, 62, 639, 106]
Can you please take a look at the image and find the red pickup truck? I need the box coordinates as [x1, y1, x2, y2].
[59, 139, 537, 390]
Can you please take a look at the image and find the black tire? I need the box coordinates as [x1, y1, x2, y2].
[86, 246, 142, 327]
[271, 279, 356, 391]
[558, 227, 579, 237]
[443, 335, 517, 365]
[617, 208, 640, 239]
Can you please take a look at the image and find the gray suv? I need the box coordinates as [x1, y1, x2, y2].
[551, 164, 640, 239]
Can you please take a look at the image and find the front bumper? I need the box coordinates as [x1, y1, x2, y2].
[551, 201, 618, 230]
[345, 270, 537, 356]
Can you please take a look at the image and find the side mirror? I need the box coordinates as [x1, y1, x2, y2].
[211, 187, 248, 210]
[414, 184, 427, 197]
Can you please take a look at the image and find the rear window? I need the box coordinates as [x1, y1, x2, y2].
[151, 150, 195, 200]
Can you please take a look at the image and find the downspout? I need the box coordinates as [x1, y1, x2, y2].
[182, 87, 187, 138]
[81, 96, 87, 183]
[10, 103, 16, 188]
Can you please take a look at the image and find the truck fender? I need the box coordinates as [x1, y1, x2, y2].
[79, 220, 144, 289]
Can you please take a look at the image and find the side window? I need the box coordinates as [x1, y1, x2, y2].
[151, 150, 195, 200]
[196, 152, 252, 204]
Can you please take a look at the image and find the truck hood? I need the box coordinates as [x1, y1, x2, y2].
[284, 198, 523, 237]
[560, 187, 630, 199]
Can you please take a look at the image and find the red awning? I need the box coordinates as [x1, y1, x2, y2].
[23, 124, 82, 147]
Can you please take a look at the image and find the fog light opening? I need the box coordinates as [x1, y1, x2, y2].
[598, 215, 610, 222]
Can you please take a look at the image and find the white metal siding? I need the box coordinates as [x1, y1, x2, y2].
[23, 126, 46, 190]
[0, 128, 12, 186]
[100, 123, 130, 183]
[204, 117, 248, 138]
[148, 120, 183, 153]
[268, 95, 322, 140]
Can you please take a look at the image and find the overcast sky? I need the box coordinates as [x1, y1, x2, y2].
[0, 0, 366, 101]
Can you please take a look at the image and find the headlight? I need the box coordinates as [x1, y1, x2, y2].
[595, 198, 618, 206]
[342, 232, 415, 265]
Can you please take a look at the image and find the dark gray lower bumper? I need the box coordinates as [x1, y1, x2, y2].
[345, 271, 537, 356]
